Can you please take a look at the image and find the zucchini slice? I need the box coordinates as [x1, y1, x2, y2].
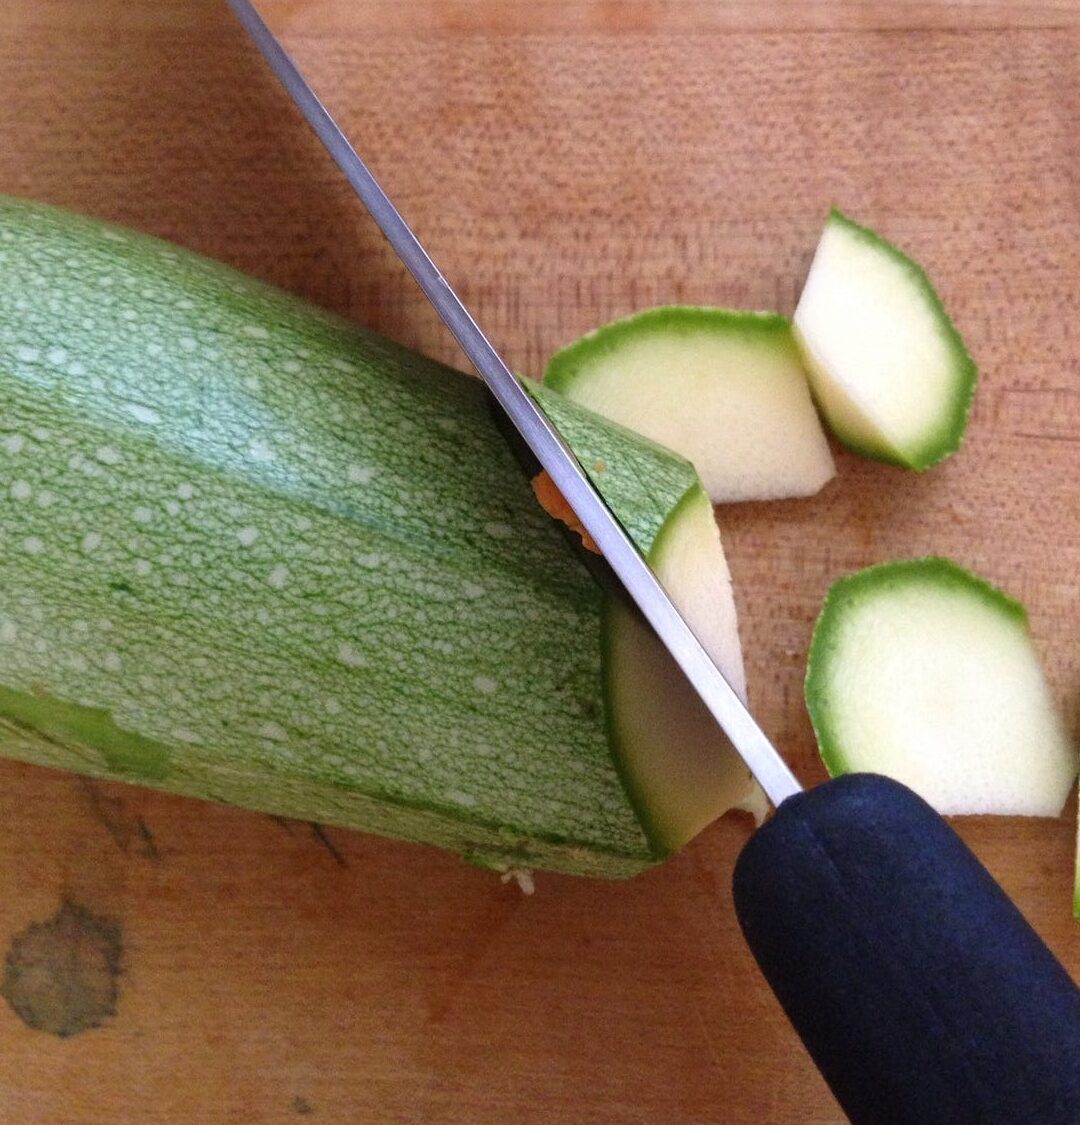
[546, 307, 835, 503]
[806, 558, 1076, 818]
[793, 209, 977, 470]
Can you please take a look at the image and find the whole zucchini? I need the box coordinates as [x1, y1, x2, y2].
[0, 199, 756, 877]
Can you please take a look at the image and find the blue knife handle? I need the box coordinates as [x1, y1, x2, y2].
[732, 773, 1080, 1125]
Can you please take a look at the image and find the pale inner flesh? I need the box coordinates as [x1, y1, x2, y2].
[607, 488, 766, 851]
[794, 222, 959, 458]
[822, 585, 1075, 816]
[558, 330, 835, 503]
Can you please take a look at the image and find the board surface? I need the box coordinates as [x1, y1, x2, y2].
[0, 1, 1077, 1121]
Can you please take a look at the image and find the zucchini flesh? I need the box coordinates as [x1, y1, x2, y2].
[0, 198, 742, 878]
[793, 209, 977, 470]
[523, 401, 767, 853]
[545, 307, 835, 503]
[806, 558, 1076, 819]
[604, 485, 765, 855]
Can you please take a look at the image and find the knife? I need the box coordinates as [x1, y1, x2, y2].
[225, 4, 1080, 1122]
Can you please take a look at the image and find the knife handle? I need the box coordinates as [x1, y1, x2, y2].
[732, 773, 1080, 1125]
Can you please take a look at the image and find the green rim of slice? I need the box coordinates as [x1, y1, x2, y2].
[795, 208, 978, 471]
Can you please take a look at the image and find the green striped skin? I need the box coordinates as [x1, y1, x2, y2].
[526, 379, 697, 548]
[546, 308, 793, 390]
[0, 198, 714, 878]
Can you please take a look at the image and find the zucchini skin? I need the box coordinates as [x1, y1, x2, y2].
[0, 198, 700, 877]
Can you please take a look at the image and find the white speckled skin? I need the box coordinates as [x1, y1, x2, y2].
[0, 198, 750, 877]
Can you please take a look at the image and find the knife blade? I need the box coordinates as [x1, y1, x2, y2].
[223, 0, 801, 808]
[223, 6, 1080, 1124]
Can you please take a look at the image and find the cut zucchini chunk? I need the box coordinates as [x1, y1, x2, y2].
[528, 384, 768, 851]
[605, 486, 766, 855]
[806, 558, 1076, 817]
[793, 209, 977, 470]
[545, 308, 835, 503]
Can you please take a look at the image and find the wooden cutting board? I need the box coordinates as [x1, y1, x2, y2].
[1, 1, 1077, 1121]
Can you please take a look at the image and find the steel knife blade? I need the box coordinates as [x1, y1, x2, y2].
[222, 0, 801, 807]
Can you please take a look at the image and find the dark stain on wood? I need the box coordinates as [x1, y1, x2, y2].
[78, 778, 161, 861]
[291, 1095, 315, 1115]
[1, 899, 122, 1037]
[270, 814, 348, 867]
[309, 823, 348, 868]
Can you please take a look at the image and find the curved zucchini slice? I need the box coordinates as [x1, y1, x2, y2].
[605, 486, 766, 855]
[793, 209, 977, 470]
[806, 558, 1076, 818]
[546, 307, 835, 503]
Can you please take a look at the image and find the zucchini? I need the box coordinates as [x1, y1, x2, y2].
[805, 558, 1076, 818]
[526, 415, 765, 856]
[546, 308, 835, 504]
[0, 197, 758, 878]
[793, 209, 978, 470]
[604, 484, 767, 853]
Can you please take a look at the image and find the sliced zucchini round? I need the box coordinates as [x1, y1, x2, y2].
[793, 209, 977, 471]
[806, 558, 1076, 817]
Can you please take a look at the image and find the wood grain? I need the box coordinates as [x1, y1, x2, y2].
[8, 1, 1080, 33]
[0, 0, 1077, 1121]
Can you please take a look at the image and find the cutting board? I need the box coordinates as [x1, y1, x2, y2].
[1, 1, 1077, 1121]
